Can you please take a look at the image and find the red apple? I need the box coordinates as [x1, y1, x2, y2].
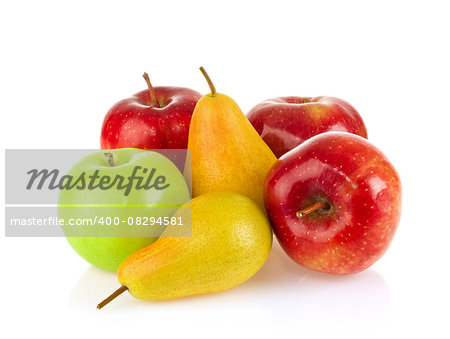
[264, 132, 401, 274]
[101, 73, 201, 149]
[247, 96, 368, 158]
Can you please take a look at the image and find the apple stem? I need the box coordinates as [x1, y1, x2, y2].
[142, 72, 160, 108]
[104, 153, 115, 166]
[296, 201, 330, 218]
[199, 66, 216, 96]
[97, 285, 128, 310]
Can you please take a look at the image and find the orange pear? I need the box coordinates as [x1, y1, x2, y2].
[185, 67, 277, 210]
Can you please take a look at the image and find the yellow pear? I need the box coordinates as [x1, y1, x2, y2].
[185, 67, 277, 210]
[97, 192, 272, 306]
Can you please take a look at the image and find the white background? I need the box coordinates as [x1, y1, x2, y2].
[1, 0, 449, 338]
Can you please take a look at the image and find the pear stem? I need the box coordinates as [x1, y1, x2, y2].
[97, 285, 128, 310]
[142, 72, 160, 107]
[296, 201, 330, 218]
[104, 153, 115, 166]
[199, 66, 216, 96]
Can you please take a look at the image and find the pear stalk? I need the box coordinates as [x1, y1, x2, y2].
[97, 285, 128, 310]
[199, 67, 216, 96]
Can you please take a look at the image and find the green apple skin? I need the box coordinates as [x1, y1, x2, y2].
[58, 149, 190, 272]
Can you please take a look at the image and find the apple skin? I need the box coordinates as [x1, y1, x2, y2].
[264, 132, 401, 274]
[58, 148, 190, 272]
[247, 96, 368, 158]
[101, 86, 201, 149]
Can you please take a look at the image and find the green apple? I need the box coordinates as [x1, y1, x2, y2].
[58, 149, 190, 272]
